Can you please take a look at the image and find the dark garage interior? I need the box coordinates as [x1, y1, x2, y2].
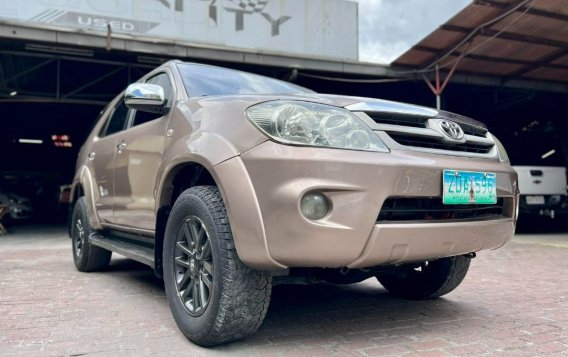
[1, 49, 567, 228]
[1, 0, 568, 230]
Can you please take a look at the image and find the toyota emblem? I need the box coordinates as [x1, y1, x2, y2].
[439, 120, 464, 140]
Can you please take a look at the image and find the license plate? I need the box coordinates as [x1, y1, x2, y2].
[526, 195, 545, 205]
[443, 170, 497, 204]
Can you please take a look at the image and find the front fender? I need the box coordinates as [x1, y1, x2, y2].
[156, 132, 281, 269]
[213, 156, 285, 270]
[156, 131, 244, 209]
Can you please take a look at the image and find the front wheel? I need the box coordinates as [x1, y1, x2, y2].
[163, 186, 272, 346]
[376, 255, 471, 300]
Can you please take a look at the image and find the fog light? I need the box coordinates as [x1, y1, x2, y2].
[300, 192, 329, 220]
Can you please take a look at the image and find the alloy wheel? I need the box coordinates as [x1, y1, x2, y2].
[174, 216, 213, 316]
[75, 218, 85, 257]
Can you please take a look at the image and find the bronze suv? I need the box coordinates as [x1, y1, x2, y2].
[70, 61, 519, 346]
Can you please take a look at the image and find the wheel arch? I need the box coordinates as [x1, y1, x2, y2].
[154, 160, 219, 277]
[154, 155, 285, 276]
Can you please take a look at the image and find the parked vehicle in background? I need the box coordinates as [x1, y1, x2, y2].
[508, 131, 567, 219]
[69, 61, 519, 346]
[514, 166, 567, 219]
[0, 192, 33, 220]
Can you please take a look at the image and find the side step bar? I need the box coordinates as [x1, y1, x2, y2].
[90, 234, 155, 268]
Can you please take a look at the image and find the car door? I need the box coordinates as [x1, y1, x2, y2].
[112, 72, 174, 231]
[88, 98, 130, 223]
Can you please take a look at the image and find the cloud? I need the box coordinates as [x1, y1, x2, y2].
[355, 0, 472, 64]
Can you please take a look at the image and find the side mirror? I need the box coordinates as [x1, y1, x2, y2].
[124, 83, 167, 114]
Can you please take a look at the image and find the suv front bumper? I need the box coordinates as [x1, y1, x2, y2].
[215, 141, 518, 270]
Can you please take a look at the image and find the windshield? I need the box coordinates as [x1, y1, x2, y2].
[177, 63, 313, 97]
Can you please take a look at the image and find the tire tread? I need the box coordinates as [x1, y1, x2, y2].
[72, 197, 112, 272]
[167, 186, 271, 346]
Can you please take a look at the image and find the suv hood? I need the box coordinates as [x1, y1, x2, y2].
[194, 93, 487, 130]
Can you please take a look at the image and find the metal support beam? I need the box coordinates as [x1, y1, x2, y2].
[0, 97, 107, 105]
[0, 49, 153, 69]
[441, 24, 568, 50]
[422, 50, 468, 109]
[414, 45, 568, 70]
[56, 58, 60, 99]
[505, 47, 568, 82]
[0, 61, 6, 89]
[474, 0, 568, 23]
[62, 65, 125, 99]
[4, 58, 55, 83]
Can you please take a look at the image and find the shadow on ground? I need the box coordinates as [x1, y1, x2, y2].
[108, 257, 475, 350]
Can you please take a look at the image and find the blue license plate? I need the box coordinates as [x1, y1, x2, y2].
[443, 170, 497, 204]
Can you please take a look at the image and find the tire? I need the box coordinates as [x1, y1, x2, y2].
[71, 197, 112, 272]
[163, 186, 272, 346]
[376, 256, 471, 300]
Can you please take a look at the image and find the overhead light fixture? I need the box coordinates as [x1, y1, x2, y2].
[9, 91, 17, 96]
[541, 149, 556, 159]
[18, 138, 43, 144]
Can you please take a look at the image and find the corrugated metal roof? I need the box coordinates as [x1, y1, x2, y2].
[393, 0, 568, 85]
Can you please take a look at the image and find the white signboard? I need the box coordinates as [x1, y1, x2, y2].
[0, 0, 358, 60]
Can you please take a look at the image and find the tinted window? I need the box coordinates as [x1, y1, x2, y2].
[101, 100, 129, 137]
[177, 63, 312, 97]
[130, 73, 173, 127]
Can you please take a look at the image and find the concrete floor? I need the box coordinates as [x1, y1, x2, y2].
[0, 224, 567, 356]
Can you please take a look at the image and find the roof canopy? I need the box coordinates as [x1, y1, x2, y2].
[393, 0, 568, 86]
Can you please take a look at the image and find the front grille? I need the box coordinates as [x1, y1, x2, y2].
[388, 133, 493, 154]
[366, 113, 427, 128]
[377, 197, 506, 223]
[462, 126, 487, 138]
[367, 113, 488, 138]
[364, 112, 494, 155]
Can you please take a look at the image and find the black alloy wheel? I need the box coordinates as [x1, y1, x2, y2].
[74, 218, 85, 258]
[174, 216, 213, 316]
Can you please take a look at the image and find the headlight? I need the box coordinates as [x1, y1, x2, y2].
[490, 133, 510, 164]
[246, 101, 389, 152]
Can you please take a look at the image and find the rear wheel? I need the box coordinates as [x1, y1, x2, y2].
[376, 256, 471, 300]
[71, 197, 112, 272]
[163, 186, 272, 346]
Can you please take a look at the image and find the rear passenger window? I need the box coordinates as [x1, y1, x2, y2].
[130, 73, 173, 128]
[101, 100, 129, 137]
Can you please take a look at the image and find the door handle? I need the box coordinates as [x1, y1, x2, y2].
[116, 142, 127, 154]
[88, 152, 96, 160]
